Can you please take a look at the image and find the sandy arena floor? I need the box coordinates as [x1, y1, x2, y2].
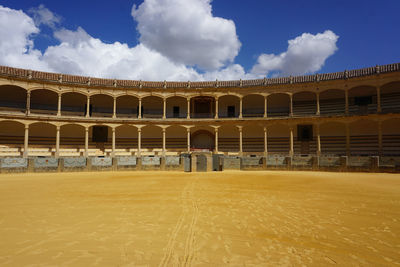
[0, 171, 399, 266]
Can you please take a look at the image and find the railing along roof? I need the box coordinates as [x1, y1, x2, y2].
[0, 63, 399, 89]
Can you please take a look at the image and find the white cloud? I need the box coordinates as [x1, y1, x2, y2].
[0, 5, 49, 71]
[251, 30, 339, 76]
[132, 0, 241, 70]
[28, 4, 61, 29]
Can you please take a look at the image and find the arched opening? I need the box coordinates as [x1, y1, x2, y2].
[29, 122, 56, 156]
[243, 125, 264, 152]
[60, 124, 85, 156]
[319, 89, 345, 115]
[294, 124, 316, 155]
[116, 125, 138, 154]
[166, 125, 187, 151]
[268, 93, 290, 117]
[91, 94, 113, 117]
[191, 96, 215, 118]
[243, 94, 264, 117]
[382, 118, 400, 156]
[116, 95, 138, 118]
[0, 121, 24, 155]
[218, 95, 239, 118]
[0, 85, 27, 114]
[292, 91, 316, 116]
[61, 92, 86, 117]
[142, 96, 163, 118]
[319, 122, 346, 155]
[219, 125, 239, 152]
[191, 126, 214, 150]
[30, 89, 58, 115]
[88, 125, 112, 155]
[349, 119, 378, 156]
[166, 96, 187, 118]
[348, 86, 377, 115]
[141, 125, 162, 150]
[268, 123, 289, 154]
[381, 81, 400, 113]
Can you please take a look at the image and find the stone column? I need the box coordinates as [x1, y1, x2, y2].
[56, 126, 60, 158]
[238, 126, 243, 154]
[85, 127, 89, 157]
[264, 126, 268, 156]
[23, 125, 29, 158]
[187, 98, 191, 119]
[264, 95, 268, 118]
[316, 124, 321, 156]
[378, 120, 382, 156]
[215, 98, 219, 119]
[26, 91, 31, 115]
[187, 128, 191, 152]
[377, 86, 381, 113]
[113, 97, 117, 118]
[346, 123, 350, 157]
[57, 93, 62, 117]
[162, 128, 166, 156]
[214, 127, 219, 153]
[112, 128, 116, 157]
[163, 98, 166, 119]
[289, 94, 293, 117]
[239, 97, 243, 118]
[138, 128, 142, 156]
[289, 126, 294, 157]
[138, 98, 142, 119]
[345, 90, 349, 115]
[86, 96, 90, 118]
[316, 92, 320, 116]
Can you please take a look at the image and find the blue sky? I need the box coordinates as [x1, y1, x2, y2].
[0, 0, 399, 81]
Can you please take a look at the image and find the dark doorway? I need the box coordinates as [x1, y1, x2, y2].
[92, 126, 108, 143]
[297, 125, 313, 141]
[173, 106, 180, 118]
[196, 154, 207, 172]
[227, 106, 235, 117]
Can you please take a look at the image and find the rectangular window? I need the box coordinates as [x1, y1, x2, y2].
[92, 126, 108, 143]
[173, 106, 180, 118]
[297, 125, 313, 141]
[227, 106, 235, 117]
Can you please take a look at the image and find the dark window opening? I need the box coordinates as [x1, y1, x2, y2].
[354, 96, 372, 106]
[92, 126, 108, 143]
[297, 125, 313, 141]
[227, 106, 235, 117]
[173, 106, 180, 118]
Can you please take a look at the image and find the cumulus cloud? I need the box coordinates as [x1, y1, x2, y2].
[132, 0, 241, 70]
[0, 5, 49, 71]
[28, 4, 61, 29]
[251, 30, 339, 76]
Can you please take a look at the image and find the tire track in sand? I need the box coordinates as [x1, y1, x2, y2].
[183, 182, 199, 267]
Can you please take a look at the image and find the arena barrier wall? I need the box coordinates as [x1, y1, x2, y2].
[0, 155, 399, 173]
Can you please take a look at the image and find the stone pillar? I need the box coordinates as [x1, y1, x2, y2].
[112, 128, 116, 157]
[239, 97, 243, 118]
[346, 123, 350, 157]
[378, 120, 382, 156]
[316, 92, 320, 116]
[56, 126, 60, 158]
[57, 93, 62, 117]
[377, 86, 381, 113]
[214, 127, 219, 153]
[289, 126, 294, 157]
[264, 126, 268, 156]
[264, 95, 268, 118]
[85, 127, 89, 157]
[316, 124, 321, 156]
[86, 96, 90, 118]
[238, 126, 243, 154]
[345, 90, 349, 115]
[138, 98, 142, 119]
[162, 128, 166, 156]
[215, 98, 219, 119]
[187, 98, 191, 119]
[289, 94, 293, 117]
[163, 98, 166, 119]
[23, 125, 29, 158]
[26, 91, 31, 115]
[138, 128, 142, 156]
[113, 97, 117, 118]
[187, 128, 191, 152]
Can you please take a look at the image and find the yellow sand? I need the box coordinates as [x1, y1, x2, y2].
[0, 171, 399, 266]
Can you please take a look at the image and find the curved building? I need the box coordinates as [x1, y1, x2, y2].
[0, 63, 399, 171]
